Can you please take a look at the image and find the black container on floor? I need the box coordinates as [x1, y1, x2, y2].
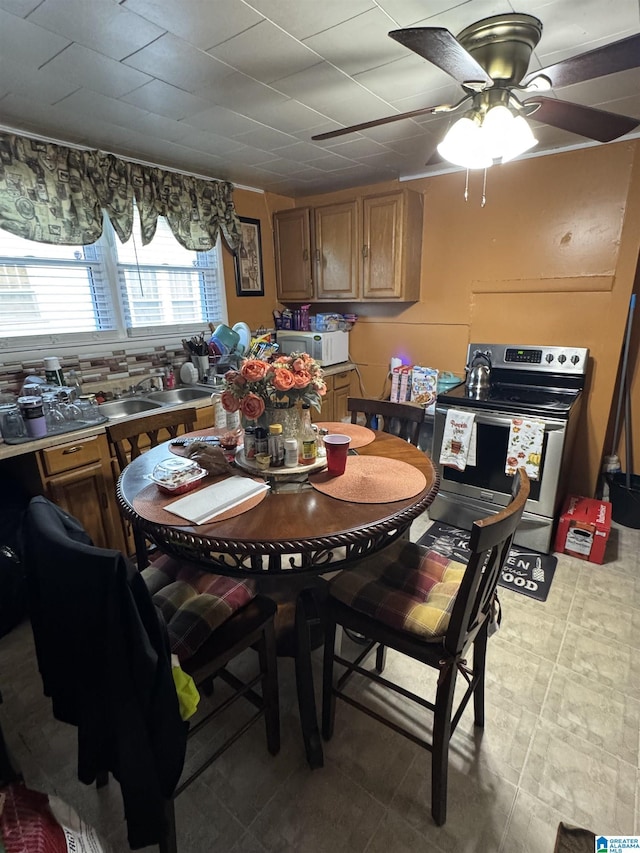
[608, 472, 640, 528]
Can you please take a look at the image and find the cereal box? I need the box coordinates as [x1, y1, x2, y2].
[410, 366, 439, 413]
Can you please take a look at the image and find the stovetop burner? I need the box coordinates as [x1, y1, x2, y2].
[437, 382, 581, 418]
[436, 341, 589, 419]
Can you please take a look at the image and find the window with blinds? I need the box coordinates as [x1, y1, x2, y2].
[0, 210, 228, 344]
[115, 211, 226, 336]
[0, 230, 113, 337]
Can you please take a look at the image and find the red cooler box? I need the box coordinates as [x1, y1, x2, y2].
[554, 495, 612, 564]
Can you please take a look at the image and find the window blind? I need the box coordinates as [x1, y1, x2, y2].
[115, 212, 225, 334]
[0, 229, 114, 337]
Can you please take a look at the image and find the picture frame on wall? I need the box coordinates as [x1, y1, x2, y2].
[234, 216, 264, 297]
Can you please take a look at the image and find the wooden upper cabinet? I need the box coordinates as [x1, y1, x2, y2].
[362, 190, 422, 301]
[273, 188, 423, 303]
[274, 207, 314, 302]
[314, 201, 359, 300]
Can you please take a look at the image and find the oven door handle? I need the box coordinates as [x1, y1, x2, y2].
[435, 406, 565, 431]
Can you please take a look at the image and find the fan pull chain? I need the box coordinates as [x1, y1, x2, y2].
[464, 169, 469, 202]
[481, 169, 487, 207]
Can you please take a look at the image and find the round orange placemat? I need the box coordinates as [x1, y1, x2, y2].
[315, 422, 375, 449]
[133, 473, 268, 526]
[308, 455, 426, 503]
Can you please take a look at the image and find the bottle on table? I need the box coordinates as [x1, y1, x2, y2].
[268, 423, 284, 467]
[298, 404, 317, 465]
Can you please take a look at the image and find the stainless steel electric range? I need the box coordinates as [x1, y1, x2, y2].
[429, 342, 589, 553]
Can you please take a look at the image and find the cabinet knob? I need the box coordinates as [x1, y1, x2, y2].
[314, 249, 321, 262]
[362, 244, 369, 258]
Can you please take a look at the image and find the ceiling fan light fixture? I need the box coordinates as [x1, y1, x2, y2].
[482, 105, 515, 157]
[500, 115, 538, 162]
[437, 115, 493, 169]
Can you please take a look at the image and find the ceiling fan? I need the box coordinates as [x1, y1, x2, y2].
[311, 14, 640, 167]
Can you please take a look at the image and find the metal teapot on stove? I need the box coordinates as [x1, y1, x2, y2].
[465, 349, 492, 393]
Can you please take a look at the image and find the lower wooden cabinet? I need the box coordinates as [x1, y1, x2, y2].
[311, 368, 355, 423]
[37, 434, 124, 551]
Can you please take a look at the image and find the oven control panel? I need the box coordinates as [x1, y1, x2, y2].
[468, 344, 589, 375]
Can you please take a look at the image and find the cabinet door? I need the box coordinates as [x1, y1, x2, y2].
[47, 460, 119, 550]
[362, 192, 404, 299]
[311, 375, 333, 422]
[314, 201, 359, 300]
[332, 369, 352, 423]
[274, 208, 314, 301]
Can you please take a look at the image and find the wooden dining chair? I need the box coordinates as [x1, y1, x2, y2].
[22, 495, 280, 853]
[107, 407, 198, 568]
[347, 397, 426, 446]
[322, 469, 530, 827]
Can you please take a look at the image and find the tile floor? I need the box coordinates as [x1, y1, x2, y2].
[0, 514, 638, 853]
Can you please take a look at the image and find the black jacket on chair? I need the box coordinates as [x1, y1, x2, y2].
[21, 496, 187, 850]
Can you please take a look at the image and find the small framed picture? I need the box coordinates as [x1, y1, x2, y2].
[234, 216, 264, 297]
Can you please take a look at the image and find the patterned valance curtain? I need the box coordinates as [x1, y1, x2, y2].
[0, 132, 242, 251]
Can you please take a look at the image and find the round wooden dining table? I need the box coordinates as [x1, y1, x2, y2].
[116, 428, 439, 767]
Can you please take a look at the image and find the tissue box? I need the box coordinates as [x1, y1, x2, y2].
[554, 495, 612, 564]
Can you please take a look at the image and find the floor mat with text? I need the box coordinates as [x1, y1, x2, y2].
[416, 522, 557, 602]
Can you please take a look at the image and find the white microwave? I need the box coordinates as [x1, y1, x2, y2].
[277, 330, 349, 366]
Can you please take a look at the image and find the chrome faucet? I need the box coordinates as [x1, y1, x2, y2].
[128, 376, 155, 395]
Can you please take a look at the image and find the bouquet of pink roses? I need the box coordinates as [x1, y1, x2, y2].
[220, 352, 326, 421]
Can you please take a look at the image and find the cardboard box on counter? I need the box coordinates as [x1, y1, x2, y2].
[554, 495, 612, 564]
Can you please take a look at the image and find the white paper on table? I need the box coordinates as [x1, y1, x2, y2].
[165, 476, 269, 524]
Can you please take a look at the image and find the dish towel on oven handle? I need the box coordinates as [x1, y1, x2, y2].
[505, 417, 544, 480]
[439, 409, 476, 471]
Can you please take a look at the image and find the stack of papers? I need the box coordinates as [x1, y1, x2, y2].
[165, 476, 269, 524]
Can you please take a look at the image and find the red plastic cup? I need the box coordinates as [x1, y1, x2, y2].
[324, 434, 350, 476]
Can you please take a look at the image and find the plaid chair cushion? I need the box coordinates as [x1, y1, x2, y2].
[142, 555, 256, 661]
[329, 539, 466, 640]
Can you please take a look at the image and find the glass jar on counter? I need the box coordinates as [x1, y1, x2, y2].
[77, 393, 101, 422]
[0, 403, 26, 440]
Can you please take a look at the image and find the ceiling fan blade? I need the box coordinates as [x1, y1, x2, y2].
[525, 32, 640, 89]
[311, 102, 449, 141]
[388, 27, 492, 86]
[524, 96, 640, 142]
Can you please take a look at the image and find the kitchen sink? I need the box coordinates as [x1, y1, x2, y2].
[144, 388, 213, 404]
[98, 398, 163, 419]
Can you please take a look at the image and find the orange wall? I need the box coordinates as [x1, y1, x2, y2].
[267, 141, 640, 497]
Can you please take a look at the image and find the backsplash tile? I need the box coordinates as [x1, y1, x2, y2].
[0, 345, 189, 398]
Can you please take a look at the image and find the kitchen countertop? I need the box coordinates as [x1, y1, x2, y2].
[0, 362, 357, 462]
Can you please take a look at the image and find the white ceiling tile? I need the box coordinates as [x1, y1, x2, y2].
[208, 19, 320, 84]
[374, 0, 460, 28]
[122, 0, 265, 49]
[303, 8, 407, 76]
[195, 72, 289, 114]
[323, 137, 390, 157]
[320, 90, 403, 125]
[0, 0, 42, 15]
[271, 141, 352, 165]
[222, 147, 279, 166]
[243, 0, 375, 40]
[0, 55, 79, 104]
[0, 7, 69, 67]
[122, 79, 211, 121]
[354, 54, 452, 103]
[40, 43, 153, 99]
[174, 126, 246, 155]
[232, 124, 298, 149]
[123, 32, 232, 92]
[55, 88, 152, 130]
[273, 62, 372, 113]
[28, 0, 165, 61]
[242, 99, 329, 134]
[180, 105, 264, 136]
